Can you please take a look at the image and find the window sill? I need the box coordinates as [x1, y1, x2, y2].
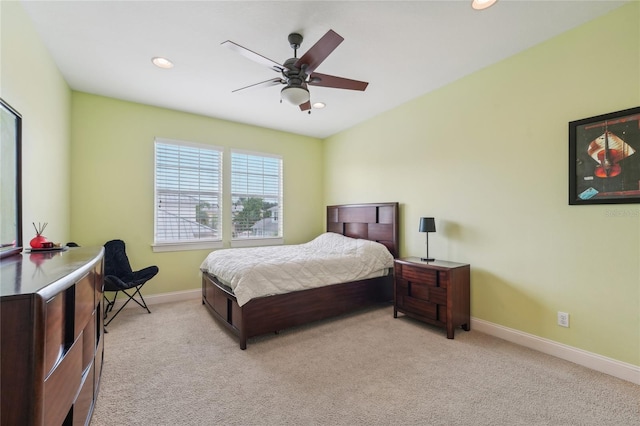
[152, 240, 223, 253]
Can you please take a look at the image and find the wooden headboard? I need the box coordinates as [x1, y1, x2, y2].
[326, 202, 399, 258]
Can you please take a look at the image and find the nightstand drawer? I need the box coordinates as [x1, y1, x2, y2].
[410, 281, 430, 301]
[429, 287, 446, 305]
[403, 281, 446, 304]
[404, 296, 437, 320]
[395, 278, 408, 293]
[399, 264, 442, 287]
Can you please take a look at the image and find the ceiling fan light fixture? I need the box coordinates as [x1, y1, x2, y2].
[471, 0, 497, 10]
[281, 85, 310, 106]
[312, 102, 326, 109]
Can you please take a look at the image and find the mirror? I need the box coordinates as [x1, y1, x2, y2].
[0, 98, 22, 259]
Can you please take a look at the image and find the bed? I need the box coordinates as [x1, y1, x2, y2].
[201, 202, 399, 349]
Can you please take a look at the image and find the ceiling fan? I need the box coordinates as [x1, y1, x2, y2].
[222, 30, 368, 111]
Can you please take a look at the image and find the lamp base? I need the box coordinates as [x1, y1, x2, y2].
[420, 257, 435, 262]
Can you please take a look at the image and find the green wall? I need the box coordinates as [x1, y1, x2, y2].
[324, 3, 640, 366]
[1, 0, 71, 245]
[70, 93, 323, 296]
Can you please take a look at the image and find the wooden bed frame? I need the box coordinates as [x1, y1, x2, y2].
[201, 202, 399, 349]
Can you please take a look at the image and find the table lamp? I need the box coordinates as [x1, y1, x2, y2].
[419, 217, 436, 261]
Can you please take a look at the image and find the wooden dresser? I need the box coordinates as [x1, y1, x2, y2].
[0, 246, 105, 426]
[393, 257, 470, 339]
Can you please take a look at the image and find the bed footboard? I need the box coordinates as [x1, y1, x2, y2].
[202, 273, 248, 349]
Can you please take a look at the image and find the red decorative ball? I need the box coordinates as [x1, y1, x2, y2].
[30, 235, 48, 248]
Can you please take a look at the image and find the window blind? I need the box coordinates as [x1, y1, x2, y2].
[230, 150, 283, 239]
[154, 139, 222, 244]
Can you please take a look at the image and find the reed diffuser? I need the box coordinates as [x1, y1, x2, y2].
[30, 222, 49, 248]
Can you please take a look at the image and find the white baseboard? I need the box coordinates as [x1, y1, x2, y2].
[106, 291, 639, 385]
[472, 317, 640, 385]
[141, 288, 202, 305]
[105, 288, 201, 310]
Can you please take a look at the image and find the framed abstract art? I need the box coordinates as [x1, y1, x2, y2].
[569, 106, 640, 205]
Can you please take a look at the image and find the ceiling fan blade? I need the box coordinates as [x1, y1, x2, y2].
[221, 40, 286, 73]
[299, 101, 312, 111]
[307, 72, 369, 91]
[294, 30, 344, 75]
[232, 78, 284, 93]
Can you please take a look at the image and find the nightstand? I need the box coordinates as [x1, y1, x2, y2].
[393, 257, 470, 338]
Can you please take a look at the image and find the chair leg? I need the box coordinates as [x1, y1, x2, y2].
[127, 287, 151, 314]
[111, 291, 118, 312]
[105, 293, 132, 326]
[103, 291, 118, 319]
[104, 286, 151, 326]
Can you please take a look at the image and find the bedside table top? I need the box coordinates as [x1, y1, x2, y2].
[395, 257, 469, 270]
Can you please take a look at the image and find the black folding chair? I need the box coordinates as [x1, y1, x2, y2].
[103, 239, 159, 326]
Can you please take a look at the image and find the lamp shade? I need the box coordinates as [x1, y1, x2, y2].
[281, 85, 310, 106]
[419, 217, 436, 233]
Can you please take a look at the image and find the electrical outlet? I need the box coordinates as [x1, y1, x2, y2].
[557, 311, 569, 327]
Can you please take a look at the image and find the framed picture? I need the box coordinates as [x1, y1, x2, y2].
[569, 106, 640, 205]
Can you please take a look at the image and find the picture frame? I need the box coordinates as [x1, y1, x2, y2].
[569, 106, 640, 205]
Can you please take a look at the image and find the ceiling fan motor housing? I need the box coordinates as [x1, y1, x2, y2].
[282, 58, 308, 86]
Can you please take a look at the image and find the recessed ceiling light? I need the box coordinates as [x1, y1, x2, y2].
[471, 0, 497, 10]
[312, 102, 326, 109]
[152, 57, 174, 69]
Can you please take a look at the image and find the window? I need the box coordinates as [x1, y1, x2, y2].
[154, 138, 222, 251]
[230, 150, 283, 243]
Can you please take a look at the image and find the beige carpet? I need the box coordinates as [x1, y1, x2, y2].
[91, 300, 639, 426]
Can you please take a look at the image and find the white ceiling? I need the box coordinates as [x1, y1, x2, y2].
[20, 0, 628, 139]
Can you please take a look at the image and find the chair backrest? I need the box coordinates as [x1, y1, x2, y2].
[104, 239, 134, 279]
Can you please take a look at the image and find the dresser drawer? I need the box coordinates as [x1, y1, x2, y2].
[75, 272, 95, 338]
[44, 293, 66, 377]
[74, 362, 95, 426]
[44, 336, 82, 426]
[82, 310, 96, 372]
